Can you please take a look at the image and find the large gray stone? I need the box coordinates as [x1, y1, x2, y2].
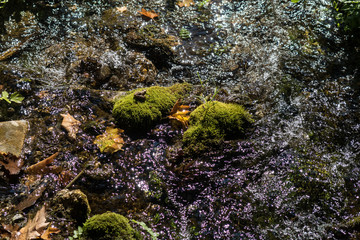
[0, 120, 28, 157]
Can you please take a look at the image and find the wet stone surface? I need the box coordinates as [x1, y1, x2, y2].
[0, 0, 359, 239]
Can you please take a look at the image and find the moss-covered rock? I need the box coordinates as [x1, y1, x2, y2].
[183, 101, 253, 153]
[82, 212, 141, 240]
[113, 83, 191, 132]
[51, 189, 91, 224]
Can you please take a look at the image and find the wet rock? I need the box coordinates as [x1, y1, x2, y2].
[133, 89, 147, 102]
[51, 189, 91, 224]
[109, 52, 158, 89]
[0, 120, 28, 157]
[113, 83, 191, 133]
[125, 24, 180, 69]
[82, 212, 141, 240]
[182, 101, 254, 154]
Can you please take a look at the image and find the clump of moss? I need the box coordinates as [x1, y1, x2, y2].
[82, 212, 141, 240]
[113, 83, 190, 132]
[183, 101, 253, 153]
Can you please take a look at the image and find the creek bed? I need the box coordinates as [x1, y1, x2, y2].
[0, 0, 360, 239]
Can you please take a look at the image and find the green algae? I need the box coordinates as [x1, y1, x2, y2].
[113, 83, 191, 132]
[82, 212, 141, 240]
[183, 101, 253, 153]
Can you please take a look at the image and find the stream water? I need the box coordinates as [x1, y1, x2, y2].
[0, 0, 360, 239]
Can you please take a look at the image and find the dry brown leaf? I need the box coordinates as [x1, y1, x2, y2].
[57, 170, 74, 186]
[15, 184, 46, 211]
[116, 6, 127, 13]
[19, 206, 49, 240]
[177, 0, 195, 7]
[94, 127, 125, 153]
[138, 8, 159, 19]
[60, 113, 81, 139]
[40, 225, 60, 240]
[168, 99, 191, 129]
[25, 152, 59, 175]
[1, 224, 19, 239]
[0, 152, 23, 175]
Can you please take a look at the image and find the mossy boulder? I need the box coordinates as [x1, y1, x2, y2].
[51, 189, 91, 224]
[183, 101, 253, 153]
[113, 83, 191, 132]
[82, 212, 141, 240]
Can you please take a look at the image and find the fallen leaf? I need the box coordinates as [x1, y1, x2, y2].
[60, 113, 81, 139]
[40, 225, 61, 240]
[116, 6, 127, 13]
[138, 8, 159, 19]
[168, 99, 191, 129]
[94, 127, 125, 153]
[0, 151, 23, 175]
[177, 0, 194, 7]
[19, 206, 49, 240]
[1, 224, 19, 239]
[25, 152, 59, 175]
[57, 170, 74, 186]
[15, 184, 46, 211]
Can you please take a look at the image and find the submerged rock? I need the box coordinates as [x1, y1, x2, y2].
[51, 189, 91, 224]
[82, 212, 141, 240]
[182, 101, 253, 154]
[112, 83, 191, 132]
[0, 120, 28, 157]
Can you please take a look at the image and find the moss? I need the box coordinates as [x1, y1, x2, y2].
[82, 212, 141, 240]
[113, 83, 191, 132]
[183, 101, 253, 153]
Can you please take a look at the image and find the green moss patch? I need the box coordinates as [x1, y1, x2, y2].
[183, 101, 253, 153]
[113, 83, 190, 132]
[82, 212, 140, 240]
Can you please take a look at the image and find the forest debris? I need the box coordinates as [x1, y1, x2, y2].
[15, 184, 46, 211]
[116, 6, 127, 13]
[40, 226, 61, 240]
[138, 8, 159, 19]
[94, 127, 124, 153]
[60, 113, 81, 139]
[1, 224, 19, 239]
[0, 152, 23, 175]
[16, 206, 60, 240]
[177, 0, 194, 7]
[0, 36, 32, 61]
[25, 152, 59, 175]
[168, 99, 191, 128]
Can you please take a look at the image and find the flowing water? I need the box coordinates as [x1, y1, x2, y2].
[0, 0, 360, 239]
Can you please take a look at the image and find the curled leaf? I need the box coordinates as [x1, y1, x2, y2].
[168, 99, 191, 129]
[138, 8, 159, 19]
[94, 127, 125, 153]
[0, 151, 23, 175]
[25, 152, 59, 175]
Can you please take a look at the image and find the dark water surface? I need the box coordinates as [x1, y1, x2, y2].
[0, 0, 360, 239]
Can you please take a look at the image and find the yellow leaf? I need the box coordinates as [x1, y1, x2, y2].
[60, 113, 81, 139]
[168, 99, 191, 129]
[94, 127, 125, 153]
[177, 0, 194, 7]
